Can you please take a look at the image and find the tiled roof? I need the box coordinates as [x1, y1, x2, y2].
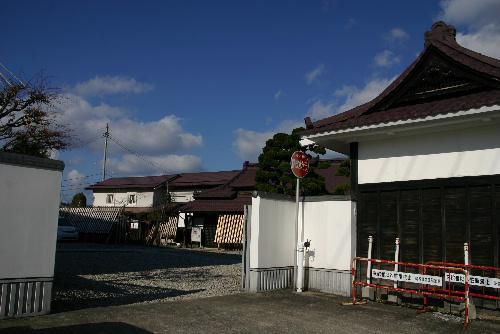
[86, 170, 239, 191]
[194, 163, 258, 199]
[302, 21, 500, 137]
[179, 196, 251, 213]
[169, 170, 240, 189]
[86, 175, 177, 190]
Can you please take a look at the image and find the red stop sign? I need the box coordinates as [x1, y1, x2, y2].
[291, 151, 309, 178]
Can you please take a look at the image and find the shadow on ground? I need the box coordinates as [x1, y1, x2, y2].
[55, 244, 241, 275]
[52, 273, 205, 312]
[0, 322, 152, 334]
[51, 244, 238, 312]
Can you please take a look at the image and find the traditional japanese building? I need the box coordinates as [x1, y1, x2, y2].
[302, 22, 500, 268]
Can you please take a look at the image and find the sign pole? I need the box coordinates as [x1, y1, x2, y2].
[290, 150, 309, 293]
[295, 177, 304, 292]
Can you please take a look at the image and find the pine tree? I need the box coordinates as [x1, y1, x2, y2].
[255, 127, 328, 196]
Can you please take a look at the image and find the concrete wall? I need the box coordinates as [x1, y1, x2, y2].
[358, 124, 500, 184]
[247, 194, 355, 296]
[0, 152, 64, 318]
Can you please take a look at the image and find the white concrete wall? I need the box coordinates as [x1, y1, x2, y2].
[300, 201, 355, 271]
[92, 190, 154, 207]
[358, 124, 500, 184]
[250, 196, 355, 271]
[249, 197, 296, 268]
[0, 162, 62, 279]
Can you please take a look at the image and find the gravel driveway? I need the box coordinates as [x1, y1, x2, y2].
[53, 243, 242, 312]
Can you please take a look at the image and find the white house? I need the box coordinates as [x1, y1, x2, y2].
[86, 170, 239, 213]
[302, 21, 500, 269]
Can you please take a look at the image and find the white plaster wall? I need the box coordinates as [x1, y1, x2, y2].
[93, 190, 154, 207]
[358, 124, 500, 184]
[250, 197, 296, 268]
[171, 191, 194, 203]
[300, 201, 355, 271]
[0, 163, 62, 279]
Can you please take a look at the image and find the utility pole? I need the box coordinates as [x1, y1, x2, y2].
[102, 123, 109, 181]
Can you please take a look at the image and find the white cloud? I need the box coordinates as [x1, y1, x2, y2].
[107, 154, 201, 176]
[335, 76, 396, 113]
[233, 129, 273, 162]
[232, 119, 303, 162]
[56, 77, 204, 177]
[387, 28, 409, 42]
[305, 64, 326, 85]
[456, 24, 500, 59]
[67, 169, 85, 186]
[307, 100, 336, 120]
[439, 0, 500, 29]
[374, 50, 401, 67]
[74, 76, 154, 97]
[274, 90, 284, 101]
[57, 93, 202, 156]
[439, 0, 500, 59]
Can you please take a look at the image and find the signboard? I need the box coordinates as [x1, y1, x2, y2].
[372, 269, 442, 286]
[290, 151, 309, 178]
[130, 221, 139, 229]
[191, 226, 202, 243]
[445, 273, 500, 289]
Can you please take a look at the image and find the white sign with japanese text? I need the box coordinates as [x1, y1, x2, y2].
[445, 273, 500, 289]
[372, 269, 442, 286]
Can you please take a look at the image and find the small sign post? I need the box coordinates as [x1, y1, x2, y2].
[291, 151, 309, 292]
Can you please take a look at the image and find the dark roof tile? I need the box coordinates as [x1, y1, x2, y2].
[303, 21, 500, 137]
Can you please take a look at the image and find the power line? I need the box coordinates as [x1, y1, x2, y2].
[62, 172, 102, 183]
[108, 134, 167, 174]
[0, 61, 24, 87]
[60, 181, 99, 189]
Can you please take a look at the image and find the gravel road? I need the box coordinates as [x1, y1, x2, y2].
[53, 243, 242, 312]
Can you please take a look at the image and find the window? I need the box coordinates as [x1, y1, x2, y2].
[106, 194, 114, 204]
[128, 194, 136, 205]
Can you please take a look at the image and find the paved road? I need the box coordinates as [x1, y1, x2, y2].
[1, 291, 500, 333]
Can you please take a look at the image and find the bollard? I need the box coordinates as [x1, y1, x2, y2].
[464, 243, 469, 266]
[388, 238, 400, 304]
[362, 236, 375, 300]
[394, 238, 400, 289]
[366, 236, 373, 284]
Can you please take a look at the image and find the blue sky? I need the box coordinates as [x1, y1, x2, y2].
[1, 0, 499, 200]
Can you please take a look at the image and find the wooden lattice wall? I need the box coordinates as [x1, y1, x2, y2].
[215, 214, 245, 247]
[60, 207, 127, 243]
[60, 207, 125, 234]
[145, 216, 178, 246]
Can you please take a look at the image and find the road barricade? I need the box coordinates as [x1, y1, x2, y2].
[424, 261, 500, 304]
[351, 257, 471, 327]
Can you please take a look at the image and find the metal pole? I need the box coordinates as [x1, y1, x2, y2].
[296, 177, 305, 292]
[102, 123, 109, 181]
